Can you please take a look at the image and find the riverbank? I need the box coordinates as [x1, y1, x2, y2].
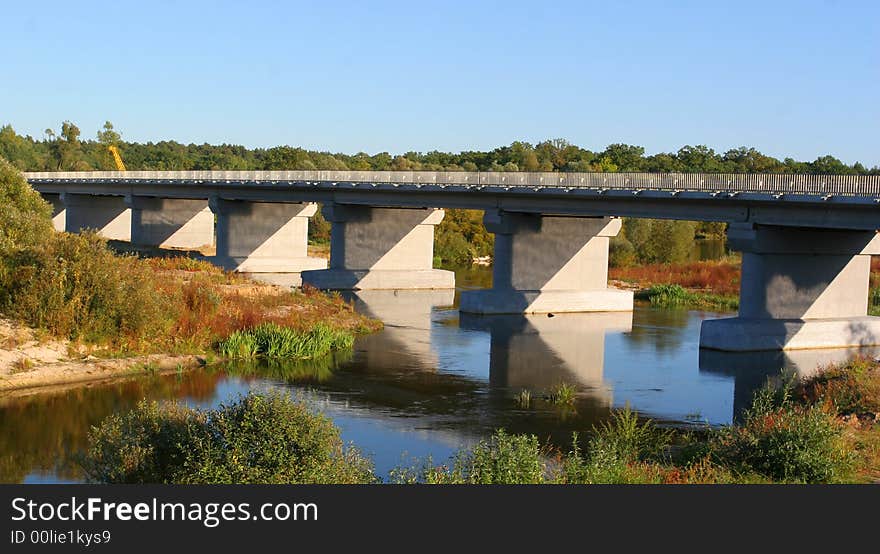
[0, 257, 380, 393]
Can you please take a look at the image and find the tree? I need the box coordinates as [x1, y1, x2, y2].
[55, 121, 87, 170]
[600, 144, 644, 171]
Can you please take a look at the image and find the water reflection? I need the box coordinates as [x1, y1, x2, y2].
[0, 371, 227, 483]
[342, 289, 455, 371]
[3, 264, 880, 483]
[460, 312, 633, 406]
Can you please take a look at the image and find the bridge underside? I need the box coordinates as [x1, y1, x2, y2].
[27, 171, 880, 352]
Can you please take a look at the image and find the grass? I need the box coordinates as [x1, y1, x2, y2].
[547, 383, 578, 406]
[217, 322, 354, 360]
[636, 283, 739, 311]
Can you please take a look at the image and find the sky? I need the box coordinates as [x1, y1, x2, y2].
[1, 0, 878, 165]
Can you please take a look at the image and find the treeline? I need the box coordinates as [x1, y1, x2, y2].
[1, 121, 877, 175]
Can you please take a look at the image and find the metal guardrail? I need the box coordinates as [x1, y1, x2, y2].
[23, 171, 880, 196]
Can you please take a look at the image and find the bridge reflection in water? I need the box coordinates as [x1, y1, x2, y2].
[4, 282, 880, 482]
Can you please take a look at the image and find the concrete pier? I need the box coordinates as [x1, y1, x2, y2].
[301, 204, 454, 290]
[128, 197, 214, 249]
[700, 223, 880, 351]
[460, 212, 632, 314]
[209, 198, 326, 273]
[61, 193, 131, 240]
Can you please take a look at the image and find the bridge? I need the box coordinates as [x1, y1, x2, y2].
[24, 170, 880, 353]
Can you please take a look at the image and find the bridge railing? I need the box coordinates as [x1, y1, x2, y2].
[23, 171, 880, 196]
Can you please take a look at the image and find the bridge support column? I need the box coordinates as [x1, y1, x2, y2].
[301, 204, 454, 290]
[61, 193, 131, 240]
[460, 212, 633, 314]
[700, 224, 880, 351]
[209, 198, 326, 273]
[128, 197, 214, 249]
[42, 193, 65, 232]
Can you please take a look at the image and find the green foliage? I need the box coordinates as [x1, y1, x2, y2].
[0, 232, 172, 346]
[217, 322, 353, 359]
[548, 382, 577, 406]
[391, 430, 546, 484]
[0, 157, 54, 255]
[562, 408, 672, 484]
[83, 392, 375, 484]
[609, 235, 637, 268]
[638, 283, 738, 311]
[434, 209, 493, 265]
[623, 219, 697, 264]
[710, 387, 854, 483]
[81, 400, 203, 484]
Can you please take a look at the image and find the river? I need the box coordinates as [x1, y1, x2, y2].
[1, 260, 875, 483]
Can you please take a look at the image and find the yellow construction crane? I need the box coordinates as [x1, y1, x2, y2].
[108, 145, 126, 171]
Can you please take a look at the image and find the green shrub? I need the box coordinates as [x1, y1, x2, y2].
[392, 429, 546, 484]
[562, 407, 672, 483]
[82, 400, 204, 484]
[638, 283, 738, 311]
[217, 322, 354, 359]
[0, 232, 172, 346]
[83, 392, 375, 484]
[710, 387, 854, 483]
[0, 157, 53, 255]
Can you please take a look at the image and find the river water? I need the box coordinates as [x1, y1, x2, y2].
[1, 261, 875, 483]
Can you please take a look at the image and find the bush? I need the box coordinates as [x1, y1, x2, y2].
[562, 407, 672, 484]
[0, 232, 172, 347]
[796, 358, 880, 417]
[0, 157, 53, 255]
[82, 400, 204, 484]
[710, 387, 854, 483]
[83, 392, 375, 484]
[217, 322, 354, 359]
[392, 429, 546, 484]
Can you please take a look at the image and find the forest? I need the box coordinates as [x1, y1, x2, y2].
[1, 121, 877, 175]
[2, 120, 875, 267]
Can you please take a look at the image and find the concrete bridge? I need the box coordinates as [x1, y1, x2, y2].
[24, 170, 880, 352]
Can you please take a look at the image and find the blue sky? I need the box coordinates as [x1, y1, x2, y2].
[2, 0, 878, 165]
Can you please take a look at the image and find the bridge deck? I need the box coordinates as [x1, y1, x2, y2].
[25, 170, 880, 230]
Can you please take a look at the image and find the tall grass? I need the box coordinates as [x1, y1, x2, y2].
[217, 322, 354, 360]
[391, 429, 546, 484]
[638, 283, 738, 311]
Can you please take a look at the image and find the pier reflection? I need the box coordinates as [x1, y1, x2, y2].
[460, 311, 633, 406]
